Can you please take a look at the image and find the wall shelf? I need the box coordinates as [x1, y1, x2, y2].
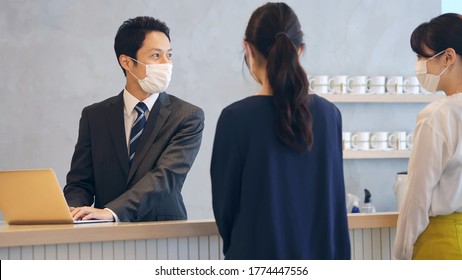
[343, 150, 411, 159]
[321, 93, 443, 103]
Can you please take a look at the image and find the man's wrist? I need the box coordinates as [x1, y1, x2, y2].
[104, 208, 120, 222]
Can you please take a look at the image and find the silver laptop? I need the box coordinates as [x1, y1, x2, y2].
[0, 169, 113, 225]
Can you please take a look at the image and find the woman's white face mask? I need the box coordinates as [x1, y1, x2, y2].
[128, 57, 173, 94]
[415, 50, 448, 93]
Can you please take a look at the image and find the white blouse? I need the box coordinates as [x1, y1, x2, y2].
[393, 93, 462, 259]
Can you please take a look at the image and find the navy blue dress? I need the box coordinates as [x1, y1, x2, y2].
[211, 94, 350, 259]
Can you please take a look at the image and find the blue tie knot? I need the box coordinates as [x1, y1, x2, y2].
[135, 102, 148, 115]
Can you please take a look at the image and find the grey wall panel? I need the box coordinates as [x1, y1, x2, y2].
[135, 239, 147, 260]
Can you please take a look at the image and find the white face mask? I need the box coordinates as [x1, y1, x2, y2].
[128, 57, 173, 94]
[415, 50, 448, 93]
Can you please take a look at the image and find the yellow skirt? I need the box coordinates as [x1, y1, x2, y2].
[413, 212, 462, 260]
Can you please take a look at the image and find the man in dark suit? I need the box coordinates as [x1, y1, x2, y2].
[64, 16, 204, 222]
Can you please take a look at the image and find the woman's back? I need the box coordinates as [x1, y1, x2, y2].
[211, 94, 350, 259]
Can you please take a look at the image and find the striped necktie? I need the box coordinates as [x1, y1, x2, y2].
[129, 102, 148, 164]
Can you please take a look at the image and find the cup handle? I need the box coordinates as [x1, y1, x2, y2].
[403, 79, 409, 93]
[347, 78, 354, 92]
[351, 134, 357, 149]
[388, 134, 396, 148]
[370, 134, 377, 149]
[386, 78, 393, 93]
[406, 134, 413, 148]
[328, 78, 335, 93]
[366, 79, 371, 92]
[309, 79, 314, 91]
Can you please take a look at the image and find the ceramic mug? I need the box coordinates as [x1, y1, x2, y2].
[329, 75, 348, 94]
[347, 76, 368, 94]
[309, 75, 329, 94]
[351, 131, 370, 150]
[342, 131, 351, 150]
[403, 76, 420, 94]
[388, 131, 407, 150]
[386, 76, 404, 94]
[367, 76, 386, 94]
[406, 132, 413, 150]
[369, 131, 388, 150]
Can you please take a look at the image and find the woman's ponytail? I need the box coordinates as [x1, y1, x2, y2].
[266, 33, 313, 153]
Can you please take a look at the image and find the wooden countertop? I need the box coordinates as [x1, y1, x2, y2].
[347, 212, 398, 228]
[0, 212, 398, 248]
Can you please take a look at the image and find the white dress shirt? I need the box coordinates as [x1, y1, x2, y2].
[394, 93, 462, 259]
[105, 89, 159, 222]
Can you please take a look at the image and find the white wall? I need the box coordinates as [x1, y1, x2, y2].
[442, 0, 462, 13]
[0, 0, 441, 219]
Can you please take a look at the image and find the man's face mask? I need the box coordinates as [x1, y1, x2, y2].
[128, 57, 173, 94]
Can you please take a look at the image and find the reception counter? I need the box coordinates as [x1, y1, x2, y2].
[0, 212, 398, 260]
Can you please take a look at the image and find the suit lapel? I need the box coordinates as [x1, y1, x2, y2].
[127, 92, 171, 183]
[106, 91, 129, 178]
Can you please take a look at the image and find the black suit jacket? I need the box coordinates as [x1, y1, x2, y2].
[64, 91, 204, 222]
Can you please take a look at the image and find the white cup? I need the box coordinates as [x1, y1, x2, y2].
[406, 132, 413, 150]
[369, 131, 388, 150]
[351, 132, 370, 150]
[388, 131, 407, 150]
[403, 76, 420, 94]
[386, 76, 404, 94]
[342, 131, 351, 150]
[309, 75, 330, 94]
[329, 75, 348, 94]
[367, 76, 386, 94]
[347, 76, 368, 94]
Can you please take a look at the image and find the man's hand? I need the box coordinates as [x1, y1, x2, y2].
[70, 206, 115, 221]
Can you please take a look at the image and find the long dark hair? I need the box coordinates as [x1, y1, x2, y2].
[411, 13, 462, 57]
[245, 2, 313, 153]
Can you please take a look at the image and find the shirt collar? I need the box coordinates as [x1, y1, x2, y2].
[123, 88, 159, 116]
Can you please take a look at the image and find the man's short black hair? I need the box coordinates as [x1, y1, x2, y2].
[114, 16, 170, 76]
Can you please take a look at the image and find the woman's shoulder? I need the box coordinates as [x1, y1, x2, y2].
[221, 96, 272, 117]
[309, 94, 342, 117]
[216, 96, 272, 133]
[219, 94, 340, 121]
[310, 93, 336, 106]
[417, 94, 457, 123]
[225, 95, 271, 109]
